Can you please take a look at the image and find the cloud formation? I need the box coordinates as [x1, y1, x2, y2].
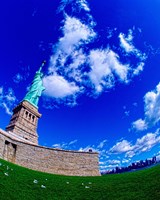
[59, 0, 90, 13]
[132, 118, 147, 131]
[119, 30, 135, 53]
[88, 49, 129, 93]
[79, 139, 107, 154]
[43, 1, 146, 107]
[52, 139, 78, 149]
[109, 129, 160, 158]
[132, 82, 160, 131]
[43, 74, 80, 98]
[0, 87, 17, 115]
[109, 140, 132, 154]
[144, 83, 160, 125]
[119, 29, 146, 59]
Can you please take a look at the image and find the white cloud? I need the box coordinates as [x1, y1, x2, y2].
[78, 0, 90, 11]
[59, 0, 90, 13]
[44, 14, 96, 105]
[119, 30, 134, 53]
[61, 15, 95, 48]
[125, 151, 135, 158]
[69, 139, 78, 145]
[102, 165, 118, 169]
[133, 131, 160, 153]
[64, 49, 86, 82]
[52, 139, 78, 149]
[97, 139, 107, 149]
[119, 30, 147, 68]
[109, 129, 160, 158]
[78, 140, 109, 160]
[122, 158, 130, 163]
[109, 140, 133, 154]
[88, 49, 129, 93]
[132, 118, 147, 131]
[79, 145, 97, 152]
[52, 143, 60, 148]
[1, 103, 12, 115]
[132, 82, 160, 131]
[99, 161, 106, 165]
[44, 2, 146, 107]
[100, 159, 121, 171]
[5, 89, 16, 102]
[107, 160, 121, 165]
[49, 15, 96, 70]
[144, 83, 160, 125]
[133, 62, 144, 76]
[43, 74, 80, 98]
[0, 87, 17, 115]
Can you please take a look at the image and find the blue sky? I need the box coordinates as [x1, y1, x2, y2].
[0, 0, 160, 171]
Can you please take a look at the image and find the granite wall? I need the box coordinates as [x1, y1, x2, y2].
[0, 129, 100, 176]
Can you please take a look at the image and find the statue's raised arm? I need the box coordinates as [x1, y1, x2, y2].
[23, 61, 46, 108]
[38, 60, 46, 73]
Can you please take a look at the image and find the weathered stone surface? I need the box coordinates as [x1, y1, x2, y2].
[6, 100, 40, 144]
[0, 129, 100, 176]
[1, 100, 100, 176]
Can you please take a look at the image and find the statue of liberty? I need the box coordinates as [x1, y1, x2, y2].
[23, 61, 46, 108]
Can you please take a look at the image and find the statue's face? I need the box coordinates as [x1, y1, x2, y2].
[36, 72, 42, 76]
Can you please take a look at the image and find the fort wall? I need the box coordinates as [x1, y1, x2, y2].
[0, 129, 100, 176]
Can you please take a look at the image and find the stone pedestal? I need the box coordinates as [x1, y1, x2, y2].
[6, 100, 41, 144]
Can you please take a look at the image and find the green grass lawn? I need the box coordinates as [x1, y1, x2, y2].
[0, 159, 160, 200]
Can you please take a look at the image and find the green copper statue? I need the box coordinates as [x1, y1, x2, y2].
[24, 61, 46, 108]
